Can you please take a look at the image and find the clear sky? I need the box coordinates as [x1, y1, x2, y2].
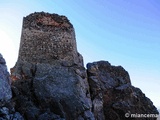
[0, 0, 159, 108]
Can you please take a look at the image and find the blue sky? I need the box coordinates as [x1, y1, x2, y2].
[0, 0, 159, 108]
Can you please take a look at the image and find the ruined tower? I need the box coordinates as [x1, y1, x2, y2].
[18, 12, 83, 65]
[11, 12, 94, 119]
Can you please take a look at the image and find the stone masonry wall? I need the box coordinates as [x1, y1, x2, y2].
[18, 12, 82, 65]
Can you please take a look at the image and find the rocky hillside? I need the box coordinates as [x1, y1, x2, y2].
[0, 12, 159, 120]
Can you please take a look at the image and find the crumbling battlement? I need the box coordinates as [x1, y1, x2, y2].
[23, 12, 73, 31]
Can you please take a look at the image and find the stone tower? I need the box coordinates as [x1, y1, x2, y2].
[18, 12, 83, 65]
[11, 12, 94, 119]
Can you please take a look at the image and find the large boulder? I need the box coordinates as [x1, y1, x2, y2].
[87, 61, 159, 120]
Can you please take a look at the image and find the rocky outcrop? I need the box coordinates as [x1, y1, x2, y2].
[87, 61, 159, 120]
[0, 54, 24, 120]
[9, 12, 159, 120]
[0, 54, 12, 101]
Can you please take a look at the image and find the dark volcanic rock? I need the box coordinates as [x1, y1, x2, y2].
[11, 12, 93, 120]
[0, 53, 12, 101]
[87, 61, 159, 120]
